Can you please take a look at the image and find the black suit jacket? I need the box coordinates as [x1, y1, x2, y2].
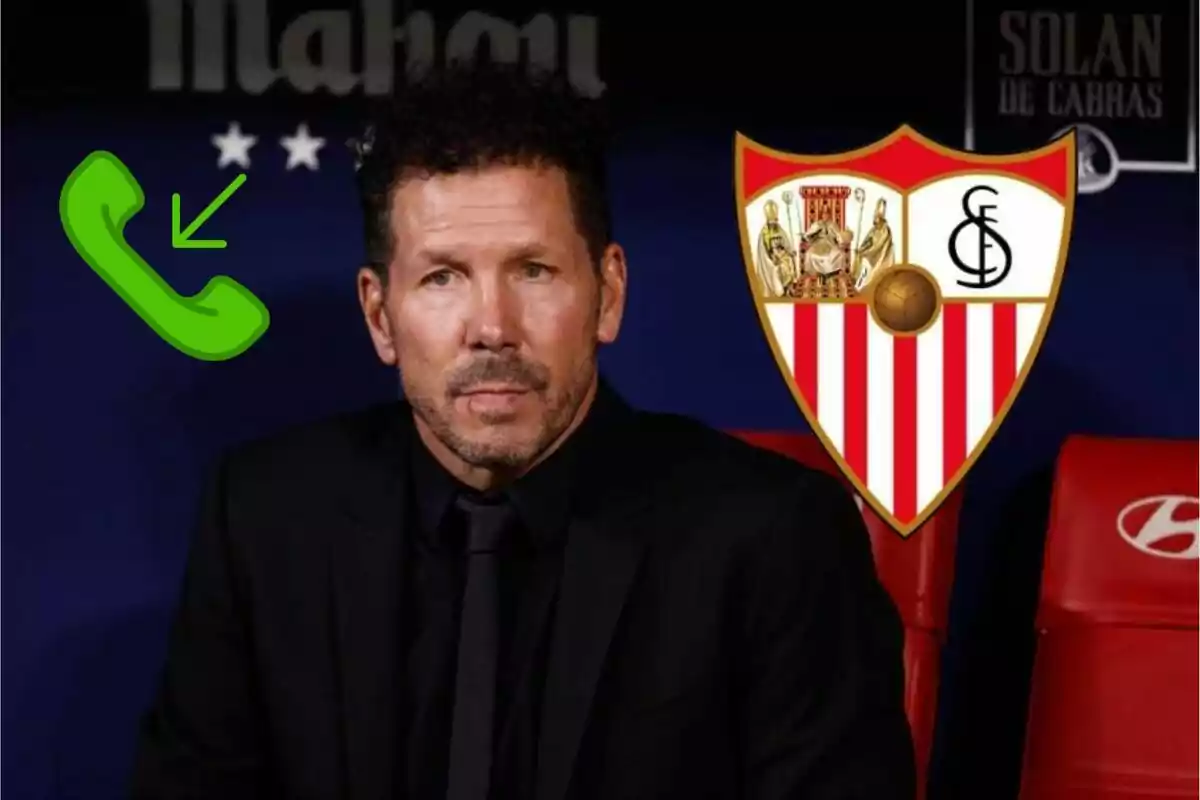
[131, 389, 915, 800]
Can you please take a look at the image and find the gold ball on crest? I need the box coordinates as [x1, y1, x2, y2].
[870, 267, 940, 334]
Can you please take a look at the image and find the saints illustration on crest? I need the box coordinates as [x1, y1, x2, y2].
[754, 185, 898, 302]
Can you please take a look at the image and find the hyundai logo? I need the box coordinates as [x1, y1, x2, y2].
[1116, 495, 1200, 560]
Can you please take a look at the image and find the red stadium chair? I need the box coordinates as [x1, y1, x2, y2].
[1020, 435, 1200, 799]
[729, 430, 962, 799]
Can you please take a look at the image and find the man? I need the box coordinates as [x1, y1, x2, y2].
[802, 206, 851, 277]
[130, 62, 915, 800]
[755, 199, 797, 298]
[853, 198, 896, 288]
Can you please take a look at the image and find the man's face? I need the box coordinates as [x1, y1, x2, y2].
[358, 164, 626, 474]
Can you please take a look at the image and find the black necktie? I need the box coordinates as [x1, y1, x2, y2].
[446, 496, 515, 800]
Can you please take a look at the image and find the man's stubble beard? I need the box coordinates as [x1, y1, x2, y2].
[405, 355, 596, 472]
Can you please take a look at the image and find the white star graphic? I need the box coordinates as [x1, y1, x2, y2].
[280, 123, 326, 171]
[211, 122, 258, 169]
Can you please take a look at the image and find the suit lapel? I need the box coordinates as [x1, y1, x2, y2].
[536, 391, 655, 800]
[329, 405, 411, 800]
[535, 514, 647, 800]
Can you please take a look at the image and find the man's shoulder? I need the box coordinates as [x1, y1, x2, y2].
[623, 410, 864, 564]
[624, 408, 839, 498]
[220, 401, 406, 484]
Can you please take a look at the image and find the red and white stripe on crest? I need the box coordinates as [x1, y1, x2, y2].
[766, 301, 1044, 524]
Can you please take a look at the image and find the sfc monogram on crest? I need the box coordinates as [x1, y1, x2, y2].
[735, 127, 1077, 536]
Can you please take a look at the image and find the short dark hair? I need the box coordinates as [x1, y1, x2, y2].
[353, 60, 612, 276]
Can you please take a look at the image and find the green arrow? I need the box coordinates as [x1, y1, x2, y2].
[171, 173, 247, 249]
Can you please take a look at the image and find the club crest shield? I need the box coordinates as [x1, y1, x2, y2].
[735, 126, 1076, 537]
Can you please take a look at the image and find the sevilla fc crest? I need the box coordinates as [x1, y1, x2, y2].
[735, 126, 1076, 537]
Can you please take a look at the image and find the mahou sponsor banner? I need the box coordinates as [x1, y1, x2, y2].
[146, 0, 605, 98]
[966, 0, 1197, 194]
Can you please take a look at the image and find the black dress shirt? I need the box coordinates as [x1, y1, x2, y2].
[401, 396, 604, 799]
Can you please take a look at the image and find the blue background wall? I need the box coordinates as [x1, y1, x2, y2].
[4, 4, 1197, 798]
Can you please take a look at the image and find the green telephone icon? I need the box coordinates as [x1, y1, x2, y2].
[60, 151, 270, 361]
